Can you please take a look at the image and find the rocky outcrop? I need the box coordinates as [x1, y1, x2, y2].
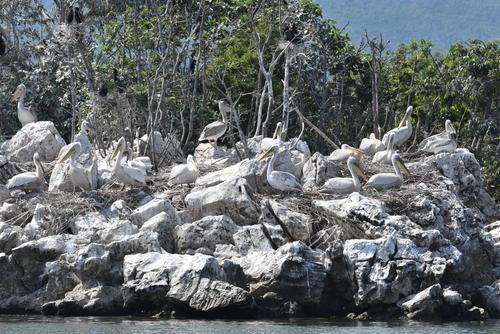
[1, 121, 66, 162]
[0, 149, 497, 320]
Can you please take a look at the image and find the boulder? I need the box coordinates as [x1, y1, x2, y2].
[401, 284, 443, 320]
[301, 152, 340, 190]
[1, 121, 66, 162]
[265, 200, 312, 243]
[233, 225, 274, 255]
[477, 281, 500, 317]
[140, 212, 181, 252]
[130, 198, 181, 227]
[185, 178, 260, 225]
[174, 215, 239, 254]
[194, 143, 230, 166]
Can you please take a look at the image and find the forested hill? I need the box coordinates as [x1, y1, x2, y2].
[316, 0, 500, 51]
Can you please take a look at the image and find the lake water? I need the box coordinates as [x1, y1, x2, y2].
[0, 316, 499, 334]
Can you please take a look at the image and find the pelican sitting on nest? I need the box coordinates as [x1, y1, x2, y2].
[260, 122, 283, 152]
[359, 133, 385, 155]
[111, 137, 147, 187]
[328, 144, 365, 162]
[198, 100, 228, 146]
[419, 119, 457, 154]
[372, 133, 396, 165]
[169, 155, 199, 185]
[382, 106, 413, 147]
[11, 83, 37, 127]
[259, 145, 302, 192]
[124, 149, 153, 172]
[365, 153, 411, 190]
[320, 157, 367, 194]
[57, 142, 96, 191]
[6, 152, 44, 192]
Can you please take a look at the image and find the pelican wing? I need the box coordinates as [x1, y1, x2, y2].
[121, 163, 147, 184]
[169, 164, 189, 181]
[6, 172, 38, 189]
[366, 173, 402, 190]
[269, 171, 302, 192]
[322, 177, 356, 194]
[418, 131, 448, 150]
[421, 138, 457, 154]
[199, 121, 227, 141]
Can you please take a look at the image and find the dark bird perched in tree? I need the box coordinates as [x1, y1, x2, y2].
[67, 6, 84, 24]
[0, 31, 6, 56]
[113, 68, 126, 94]
[189, 51, 197, 74]
[0, 28, 7, 57]
[283, 23, 302, 44]
[98, 83, 108, 97]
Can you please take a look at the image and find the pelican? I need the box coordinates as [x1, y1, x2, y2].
[123, 149, 153, 172]
[382, 106, 413, 147]
[11, 84, 37, 127]
[6, 152, 44, 192]
[169, 155, 199, 185]
[260, 122, 283, 152]
[372, 133, 395, 165]
[111, 137, 147, 187]
[359, 133, 385, 155]
[419, 120, 457, 154]
[57, 142, 96, 191]
[328, 144, 365, 162]
[198, 100, 228, 146]
[320, 157, 367, 194]
[365, 153, 411, 190]
[259, 146, 302, 192]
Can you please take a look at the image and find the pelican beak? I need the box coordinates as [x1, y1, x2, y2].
[111, 144, 122, 160]
[259, 147, 275, 161]
[58, 146, 75, 163]
[347, 147, 365, 156]
[396, 157, 411, 176]
[11, 90, 19, 102]
[353, 164, 368, 182]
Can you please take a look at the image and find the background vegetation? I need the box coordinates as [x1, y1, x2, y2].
[0, 0, 498, 199]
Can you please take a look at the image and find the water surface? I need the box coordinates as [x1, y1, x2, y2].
[0, 315, 499, 334]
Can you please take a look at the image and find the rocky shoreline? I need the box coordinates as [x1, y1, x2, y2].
[0, 124, 499, 321]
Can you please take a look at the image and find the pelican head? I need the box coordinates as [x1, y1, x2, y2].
[369, 133, 376, 140]
[347, 156, 368, 181]
[112, 137, 127, 160]
[272, 122, 283, 140]
[398, 106, 413, 128]
[33, 152, 41, 163]
[58, 142, 81, 163]
[392, 153, 411, 176]
[11, 84, 27, 102]
[187, 154, 196, 165]
[259, 145, 278, 161]
[343, 144, 365, 156]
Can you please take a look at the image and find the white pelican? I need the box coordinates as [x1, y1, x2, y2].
[6, 152, 44, 192]
[328, 144, 365, 162]
[169, 155, 199, 185]
[260, 122, 283, 152]
[11, 84, 37, 127]
[123, 149, 153, 172]
[57, 142, 96, 191]
[320, 157, 367, 194]
[372, 133, 395, 165]
[365, 153, 411, 190]
[198, 100, 228, 146]
[111, 137, 147, 187]
[259, 145, 302, 192]
[359, 133, 385, 155]
[419, 120, 457, 154]
[382, 106, 414, 147]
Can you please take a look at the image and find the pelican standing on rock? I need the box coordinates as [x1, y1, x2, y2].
[372, 133, 395, 165]
[359, 133, 385, 155]
[419, 119, 457, 154]
[328, 144, 365, 162]
[6, 152, 44, 192]
[169, 155, 199, 185]
[111, 137, 147, 187]
[365, 153, 411, 190]
[198, 100, 228, 146]
[57, 142, 96, 191]
[320, 157, 367, 194]
[11, 84, 37, 127]
[382, 106, 413, 147]
[259, 145, 302, 192]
